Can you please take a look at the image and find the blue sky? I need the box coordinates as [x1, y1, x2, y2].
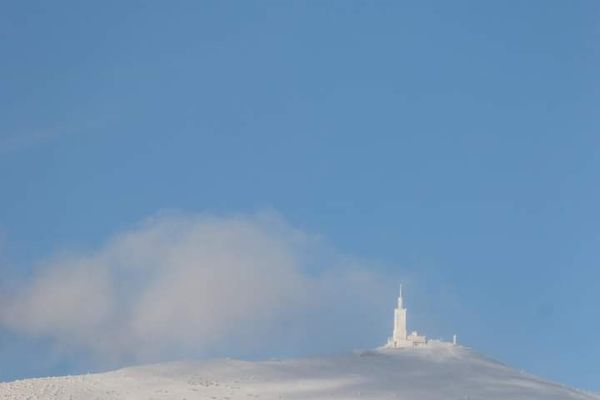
[1, 0, 599, 391]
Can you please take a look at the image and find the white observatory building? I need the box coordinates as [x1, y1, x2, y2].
[386, 285, 427, 347]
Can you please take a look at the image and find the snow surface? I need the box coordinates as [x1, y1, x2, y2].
[1, 342, 597, 400]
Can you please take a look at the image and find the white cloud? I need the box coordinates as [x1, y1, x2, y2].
[0, 211, 392, 365]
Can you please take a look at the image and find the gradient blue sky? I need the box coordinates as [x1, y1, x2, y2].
[1, 0, 599, 392]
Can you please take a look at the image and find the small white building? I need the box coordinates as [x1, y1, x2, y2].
[386, 285, 427, 348]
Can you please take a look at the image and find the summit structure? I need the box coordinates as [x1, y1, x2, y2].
[386, 284, 427, 347]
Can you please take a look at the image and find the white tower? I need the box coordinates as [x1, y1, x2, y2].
[387, 284, 427, 348]
[392, 284, 407, 342]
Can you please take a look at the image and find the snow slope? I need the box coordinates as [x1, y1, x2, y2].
[1, 342, 597, 400]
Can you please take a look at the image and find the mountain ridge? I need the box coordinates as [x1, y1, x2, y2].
[1, 342, 597, 400]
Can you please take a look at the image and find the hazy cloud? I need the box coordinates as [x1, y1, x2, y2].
[0, 130, 62, 154]
[0, 212, 391, 365]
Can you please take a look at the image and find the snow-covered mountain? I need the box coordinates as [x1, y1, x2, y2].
[1, 342, 597, 400]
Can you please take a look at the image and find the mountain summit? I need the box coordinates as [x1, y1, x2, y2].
[1, 342, 597, 400]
